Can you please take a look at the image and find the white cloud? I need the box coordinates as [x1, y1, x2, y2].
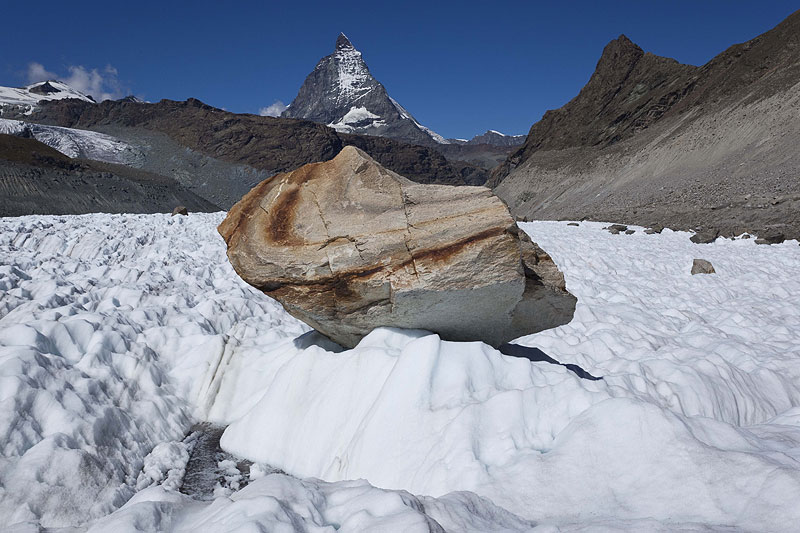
[26, 62, 58, 84]
[259, 100, 287, 117]
[25, 62, 127, 101]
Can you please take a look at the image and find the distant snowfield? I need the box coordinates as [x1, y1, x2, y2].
[0, 117, 141, 164]
[1, 213, 799, 532]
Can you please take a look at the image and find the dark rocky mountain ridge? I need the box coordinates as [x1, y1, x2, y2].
[492, 9, 800, 240]
[4, 97, 488, 212]
[449, 130, 527, 147]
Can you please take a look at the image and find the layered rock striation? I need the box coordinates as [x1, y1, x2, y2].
[219, 146, 575, 347]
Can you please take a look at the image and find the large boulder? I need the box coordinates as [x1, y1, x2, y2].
[219, 146, 575, 348]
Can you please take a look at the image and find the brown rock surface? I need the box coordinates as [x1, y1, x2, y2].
[219, 146, 575, 348]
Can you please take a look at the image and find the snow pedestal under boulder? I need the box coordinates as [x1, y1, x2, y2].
[218, 146, 576, 347]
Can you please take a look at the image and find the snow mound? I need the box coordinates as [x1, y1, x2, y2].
[0, 117, 141, 164]
[85, 475, 535, 533]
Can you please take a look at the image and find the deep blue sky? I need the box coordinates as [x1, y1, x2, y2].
[2, 1, 797, 139]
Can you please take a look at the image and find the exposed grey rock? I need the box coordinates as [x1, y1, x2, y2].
[463, 130, 526, 147]
[645, 224, 664, 234]
[606, 224, 628, 234]
[0, 134, 219, 216]
[755, 231, 785, 244]
[691, 259, 716, 275]
[219, 146, 576, 348]
[625, 229, 635, 235]
[172, 206, 188, 216]
[567, 222, 580, 226]
[691, 230, 719, 244]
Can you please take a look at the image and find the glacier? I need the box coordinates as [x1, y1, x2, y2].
[1, 213, 800, 531]
[0, 117, 142, 164]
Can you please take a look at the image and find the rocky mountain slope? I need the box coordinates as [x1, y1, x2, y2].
[492, 9, 800, 240]
[450, 130, 526, 147]
[0, 134, 217, 216]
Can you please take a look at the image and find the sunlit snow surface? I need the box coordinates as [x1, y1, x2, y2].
[1, 213, 800, 532]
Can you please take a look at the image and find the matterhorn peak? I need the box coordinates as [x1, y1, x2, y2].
[336, 33, 355, 51]
[281, 33, 449, 146]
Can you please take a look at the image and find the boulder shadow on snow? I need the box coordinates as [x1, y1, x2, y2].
[292, 330, 345, 353]
[498, 343, 603, 381]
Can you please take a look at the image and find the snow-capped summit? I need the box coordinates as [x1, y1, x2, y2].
[0, 80, 95, 116]
[281, 34, 450, 146]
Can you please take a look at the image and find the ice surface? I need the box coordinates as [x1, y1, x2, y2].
[84, 475, 535, 533]
[0, 213, 307, 527]
[2, 215, 800, 531]
[0, 117, 141, 164]
[217, 222, 800, 530]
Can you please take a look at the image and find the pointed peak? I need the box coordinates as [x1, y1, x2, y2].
[603, 34, 643, 55]
[595, 33, 644, 71]
[614, 34, 636, 47]
[336, 33, 355, 51]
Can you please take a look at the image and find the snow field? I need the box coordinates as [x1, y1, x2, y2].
[2, 214, 800, 531]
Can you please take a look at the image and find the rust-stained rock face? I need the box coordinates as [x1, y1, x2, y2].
[219, 146, 575, 347]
